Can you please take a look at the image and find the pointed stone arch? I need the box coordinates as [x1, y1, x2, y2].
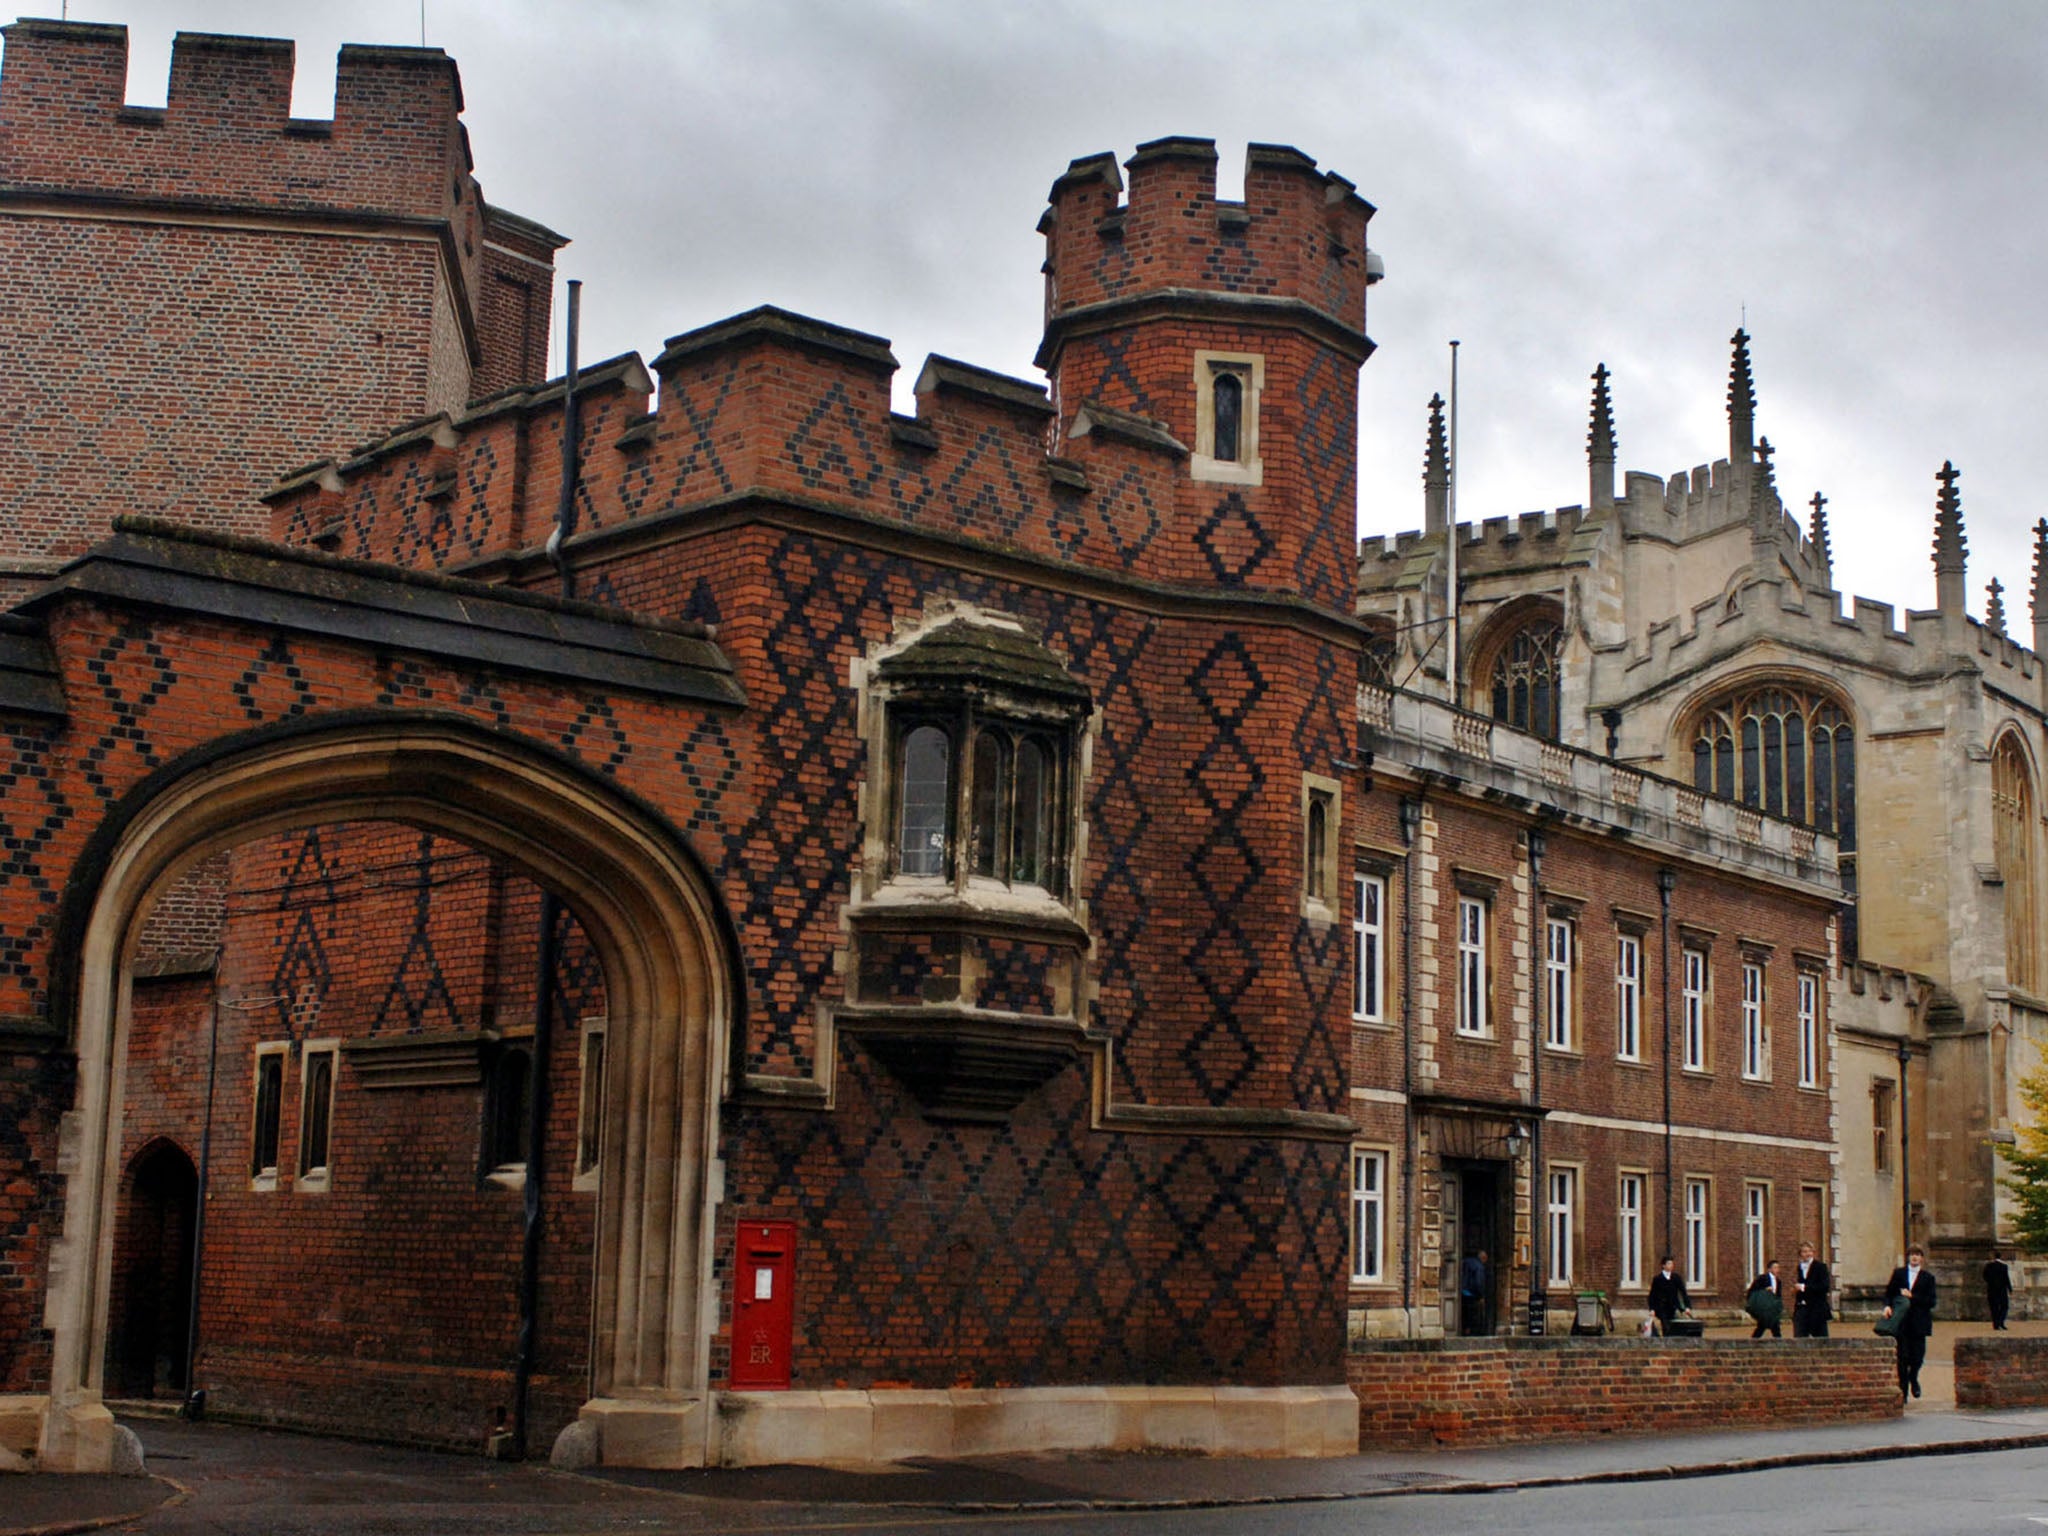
[39, 713, 739, 1470]
[1992, 725, 2041, 995]
[1464, 595, 1566, 741]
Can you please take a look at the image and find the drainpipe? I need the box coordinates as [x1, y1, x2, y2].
[180, 987, 221, 1416]
[1399, 795, 1421, 1325]
[1527, 829, 1546, 1323]
[1658, 867, 1677, 1261]
[510, 893, 563, 1459]
[1897, 1036, 1913, 1258]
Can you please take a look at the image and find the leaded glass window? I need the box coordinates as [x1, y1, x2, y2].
[1993, 732, 2039, 994]
[1487, 617, 1563, 741]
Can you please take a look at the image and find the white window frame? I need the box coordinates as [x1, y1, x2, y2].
[1741, 960, 1768, 1080]
[1547, 1165, 1578, 1287]
[1351, 1148, 1387, 1284]
[1617, 1172, 1645, 1290]
[1797, 971, 1820, 1088]
[1745, 1182, 1770, 1281]
[1684, 1177, 1711, 1288]
[1457, 896, 1489, 1037]
[1682, 947, 1708, 1071]
[1353, 873, 1386, 1024]
[1615, 932, 1643, 1061]
[296, 1037, 339, 1193]
[573, 1015, 608, 1193]
[1544, 915, 1575, 1051]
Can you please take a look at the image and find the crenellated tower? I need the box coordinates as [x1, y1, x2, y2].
[1037, 137, 1375, 613]
[0, 20, 564, 598]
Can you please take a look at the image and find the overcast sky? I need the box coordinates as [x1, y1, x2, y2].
[22, 1, 2048, 622]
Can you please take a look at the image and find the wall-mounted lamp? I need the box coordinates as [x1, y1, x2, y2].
[1657, 867, 1678, 898]
[1504, 1120, 1529, 1161]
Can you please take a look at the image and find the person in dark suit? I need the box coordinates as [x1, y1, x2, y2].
[1793, 1240, 1832, 1338]
[1883, 1243, 1938, 1399]
[1984, 1251, 2013, 1330]
[1746, 1259, 1785, 1338]
[1648, 1254, 1691, 1334]
[1459, 1249, 1491, 1336]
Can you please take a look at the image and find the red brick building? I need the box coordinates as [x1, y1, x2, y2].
[0, 20, 1844, 1472]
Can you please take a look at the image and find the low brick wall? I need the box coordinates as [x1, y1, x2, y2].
[1348, 1337, 1900, 1448]
[1955, 1336, 2048, 1409]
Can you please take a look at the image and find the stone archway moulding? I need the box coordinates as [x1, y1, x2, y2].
[39, 717, 735, 1471]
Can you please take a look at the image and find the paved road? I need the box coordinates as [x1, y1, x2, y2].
[86, 1421, 2048, 1536]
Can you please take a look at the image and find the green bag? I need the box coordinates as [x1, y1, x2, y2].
[1873, 1305, 1907, 1338]
[1744, 1288, 1784, 1327]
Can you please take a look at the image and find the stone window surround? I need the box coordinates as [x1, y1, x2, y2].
[295, 1037, 339, 1194]
[1302, 771, 1343, 922]
[1190, 349, 1264, 486]
[250, 1040, 288, 1193]
[1616, 1167, 1650, 1291]
[1350, 1144, 1391, 1286]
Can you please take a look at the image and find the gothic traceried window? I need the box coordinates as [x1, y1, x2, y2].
[1687, 684, 1855, 844]
[1993, 732, 2039, 994]
[1688, 680, 1857, 955]
[1485, 614, 1563, 741]
[1362, 624, 1397, 688]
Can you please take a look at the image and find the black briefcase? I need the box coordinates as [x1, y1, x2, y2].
[1665, 1318, 1705, 1338]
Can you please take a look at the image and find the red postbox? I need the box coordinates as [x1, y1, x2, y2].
[729, 1221, 796, 1389]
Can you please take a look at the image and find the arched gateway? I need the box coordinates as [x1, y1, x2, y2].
[40, 716, 738, 1471]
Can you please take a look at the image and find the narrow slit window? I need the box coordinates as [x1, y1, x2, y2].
[1212, 369, 1243, 463]
[251, 1049, 284, 1181]
[298, 1046, 335, 1180]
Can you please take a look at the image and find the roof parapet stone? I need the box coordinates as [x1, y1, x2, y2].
[1067, 400, 1186, 457]
[914, 356, 1054, 420]
[652, 305, 897, 376]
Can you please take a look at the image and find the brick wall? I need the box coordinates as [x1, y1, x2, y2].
[1955, 1336, 2048, 1409]
[0, 20, 557, 596]
[1349, 1337, 1899, 1447]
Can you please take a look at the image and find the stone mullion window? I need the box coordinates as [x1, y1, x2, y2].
[1688, 685, 1855, 859]
[1485, 619, 1563, 742]
[1992, 732, 2039, 994]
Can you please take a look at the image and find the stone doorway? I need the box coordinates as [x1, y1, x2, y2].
[1440, 1160, 1505, 1335]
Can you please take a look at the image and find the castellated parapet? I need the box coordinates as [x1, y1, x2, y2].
[0, 20, 560, 591]
[266, 307, 1196, 586]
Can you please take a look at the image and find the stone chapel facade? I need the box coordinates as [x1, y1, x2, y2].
[1357, 335, 2048, 1309]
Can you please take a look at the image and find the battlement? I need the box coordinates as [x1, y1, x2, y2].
[1359, 505, 1603, 583]
[1039, 137, 1373, 333]
[267, 306, 1201, 584]
[0, 20, 472, 231]
[1615, 572, 2023, 693]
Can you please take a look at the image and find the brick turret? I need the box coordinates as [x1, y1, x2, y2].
[0, 20, 563, 596]
[1036, 138, 1374, 612]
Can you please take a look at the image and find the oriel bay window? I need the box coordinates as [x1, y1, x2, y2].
[892, 716, 1071, 891]
[876, 616, 1092, 902]
[851, 614, 1097, 1121]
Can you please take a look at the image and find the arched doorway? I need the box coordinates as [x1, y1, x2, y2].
[40, 716, 737, 1472]
[106, 1140, 197, 1400]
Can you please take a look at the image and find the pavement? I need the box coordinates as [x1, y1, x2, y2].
[3, 1321, 2043, 1533]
